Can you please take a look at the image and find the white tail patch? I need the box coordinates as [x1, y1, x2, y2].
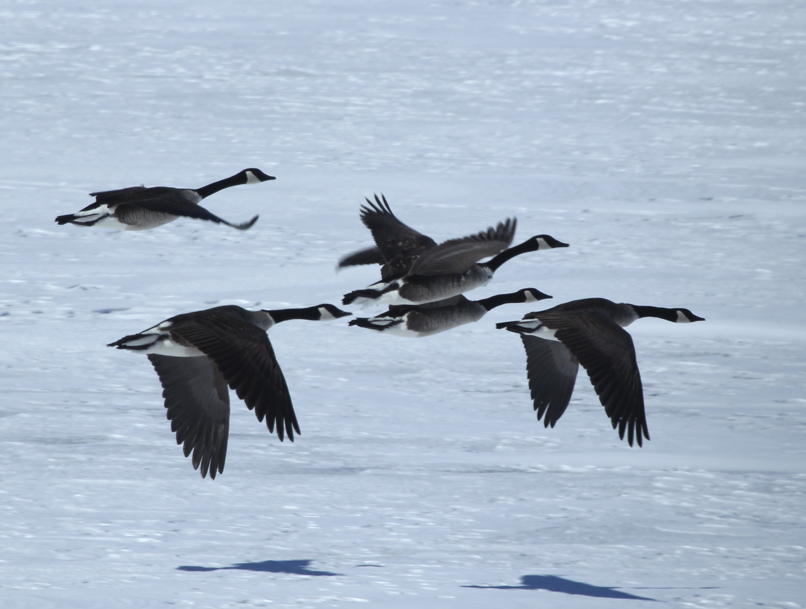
[75, 204, 111, 218]
[368, 317, 399, 328]
[143, 337, 205, 357]
[352, 288, 413, 309]
[71, 204, 126, 229]
[515, 319, 559, 341]
[120, 335, 160, 349]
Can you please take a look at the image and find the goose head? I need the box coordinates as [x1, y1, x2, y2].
[673, 308, 705, 323]
[316, 304, 353, 320]
[528, 234, 569, 251]
[629, 305, 705, 323]
[518, 288, 553, 303]
[242, 168, 276, 184]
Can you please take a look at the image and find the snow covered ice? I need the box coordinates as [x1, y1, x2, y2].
[1, 1, 805, 607]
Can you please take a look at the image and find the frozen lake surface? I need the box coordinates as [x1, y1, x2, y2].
[1, 1, 805, 607]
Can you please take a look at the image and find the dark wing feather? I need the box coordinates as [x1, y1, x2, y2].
[359, 195, 438, 280]
[407, 218, 516, 276]
[168, 315, 300, 442]
[386, 295, 466, 316]
[520, 335, 579, 428]
[540, 311, 649, 446]
[125, 192, 258, 230]
[147, 354, 230, 479]
[89, 185, 150, 201]
[337, 246, 386, 268]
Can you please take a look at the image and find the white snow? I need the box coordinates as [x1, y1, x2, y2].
[1, 0, 805, 607]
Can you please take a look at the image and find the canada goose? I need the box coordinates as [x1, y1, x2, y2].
[496, 298, 704, 446]
[350, 288, 552, 337]
[55, 168, 274, 231]
[341, 195, 567, 307]
[108, 303, 350, 479]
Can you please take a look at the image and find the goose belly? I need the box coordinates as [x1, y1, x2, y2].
[397, 268, 493, 305]
[73, 210, 176, 231]
[113, 208, 179, 230]
[402, 304, 486, 337]
[93, 215, 150, 231]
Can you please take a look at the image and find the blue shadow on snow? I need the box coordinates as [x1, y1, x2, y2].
[178, 559, 340, 576]
[465, 574, 656, 601]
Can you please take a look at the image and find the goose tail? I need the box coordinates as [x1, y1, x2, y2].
[107, 333, 161, 351]
[349, 317, 402, 332]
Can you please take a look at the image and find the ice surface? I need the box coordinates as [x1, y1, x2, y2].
[1, 1, 805, 607]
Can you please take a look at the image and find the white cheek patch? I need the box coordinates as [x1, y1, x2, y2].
[676, 310, 691, 323]
[244, 171, 262, 184]
[317, 308, 338, 321]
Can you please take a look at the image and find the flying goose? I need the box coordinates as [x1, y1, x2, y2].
[350, 288, 552, 337]
[341, 195, 567, 307]
[55, 168, 275, 231]
[108, 303, 351, 479]
[496, 298, 704, 446]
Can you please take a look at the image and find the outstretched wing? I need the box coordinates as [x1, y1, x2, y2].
[407, 218, 516, 276]
[541, 310, 648, 446]
[147, 354, 230, 479]
[520, 335, 579, 428]
[168, 313, 300, 442]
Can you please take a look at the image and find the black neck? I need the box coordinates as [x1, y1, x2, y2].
[483, 239, 535, 272]
[194, 172, 245, 199]
[477, 290, 527, 311]
[267, 306, 321, 324]
[630, 305, 678, 322]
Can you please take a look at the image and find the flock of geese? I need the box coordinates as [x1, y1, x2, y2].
[56, 169, 704, 479]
